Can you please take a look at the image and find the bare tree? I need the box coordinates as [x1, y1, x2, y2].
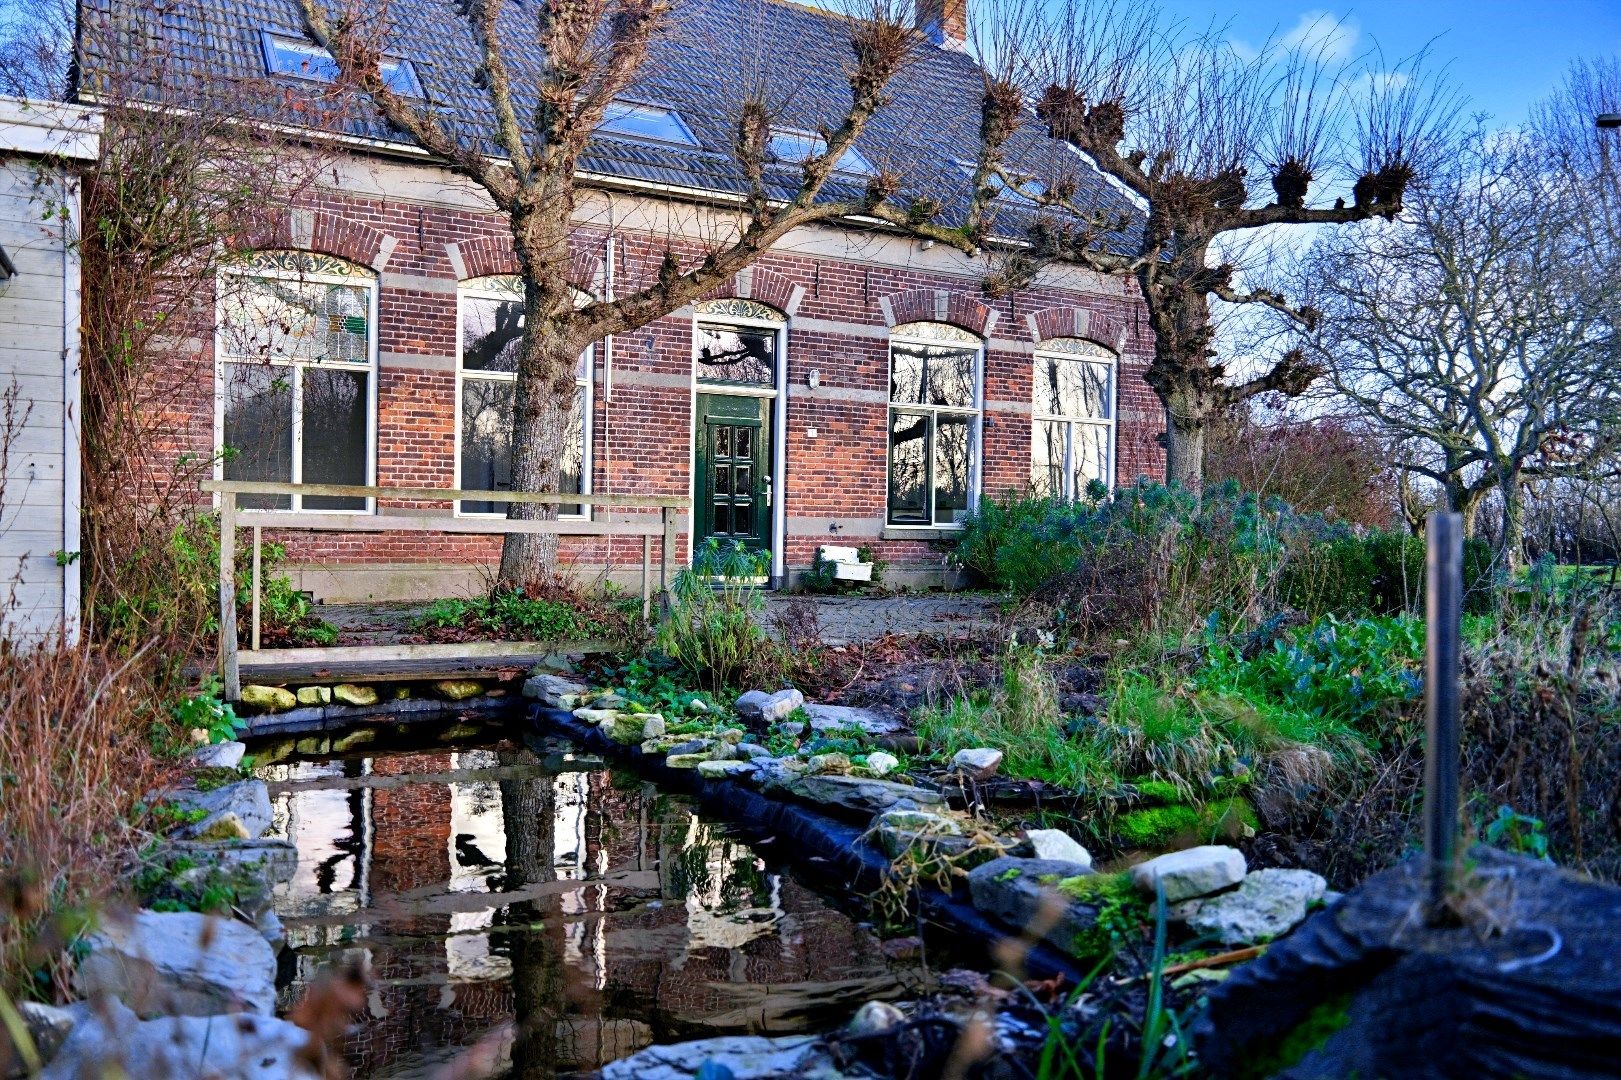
[1295, 121, 1621, 571]
[297, 0, 963, 587]
[943, 0, 1456, 490]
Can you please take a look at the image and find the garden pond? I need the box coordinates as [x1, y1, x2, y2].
[253, 727, 934, 1076]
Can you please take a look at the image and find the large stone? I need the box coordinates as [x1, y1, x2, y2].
[872, 809, 964, 859]
[190, 741, 245, 770]
[951, 747, 1004, 780]
[76, 910, 277, 1017]
[573, 707, 621, 726]
[846, 1000, 905, 1037]
[433, 679, 485, 701]
[238, 685, 295, 712]
[806, 752, 852, 775]
[801, 703, 903, 737]
[1026, 829, 1093, 869]
[736, 742, 774, 761]
[735, 688, 804, 726]
[603, 712, 661, 745]
[780, 773, 943, 815]
[523, 672, 591, 709]
[42, 997, 317, 1080]
[1186, 868, 1327, 946]
[165, 839, 298, 885]
[863, 750, 900, 777]
[1130, 845, 1247, 903]
[170, 780, 273, 842]
[966, 857, 1098, 955]
[332, 683, 378, 707]
[16, 1001, 77, 1071]
[697, 759, 757, 780]
[600, 1034, 833, 1080]
[295, 685, 331, 706]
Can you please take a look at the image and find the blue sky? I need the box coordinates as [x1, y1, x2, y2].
[1159, 1, 1621, 126]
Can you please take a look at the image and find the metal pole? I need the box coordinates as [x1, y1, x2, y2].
[219, 492, 240, 702]
[1423, 511, 1464, 923]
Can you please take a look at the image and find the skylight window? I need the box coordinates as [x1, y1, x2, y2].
[260, 32, 424, 97]
[768, 129, 875, 176]
[596, 101, 699, 147]
[956, 159, 1044, 205]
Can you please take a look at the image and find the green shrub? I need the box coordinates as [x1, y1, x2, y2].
[1284, 532, 1497, 618]
[413, 589, 619, 641]
[655, 539, 783, 690]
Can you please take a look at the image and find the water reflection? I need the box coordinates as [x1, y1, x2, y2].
[258, 738, 922, 1077]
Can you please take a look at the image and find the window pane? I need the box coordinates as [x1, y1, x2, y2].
[890, 341, 975, 407]
[461, 295, 524, 374]
[733, 499, 753, 536]
[1032, 419, 1066, 498]
[302, 368, 368, 510]
[887, 410, 930, 524]
[460, 379, 514, 514]
[696, 323, 775, 386]
[222, 362, 292, 510]
[934, 414, 971, 525]
[559, 385, 586, 516]
[1073, 424, 1111, 490]
[597, 102, 699, 146]
[222, 276, 370, 365]
[1036, 356, 1110, 418]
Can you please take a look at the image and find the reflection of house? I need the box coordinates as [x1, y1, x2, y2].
[262, 746, 913, 1075]
[82, 0, 1165, 598]
[0, 98, 99, 639]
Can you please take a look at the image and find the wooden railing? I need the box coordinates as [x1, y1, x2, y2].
[202, 480, 687, 700]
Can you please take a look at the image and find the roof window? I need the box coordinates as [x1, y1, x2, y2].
[596, 101, 699, 146]
[769, 129, 875, 176]
[260, 31, 424, 97]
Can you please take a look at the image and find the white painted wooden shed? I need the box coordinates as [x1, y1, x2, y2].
[0, 98, 100, 642]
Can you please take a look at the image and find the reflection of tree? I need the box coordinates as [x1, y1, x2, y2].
[466, 298, 525, 372]
[697, 326, 774, 386]
[499, 750, 564, 1079]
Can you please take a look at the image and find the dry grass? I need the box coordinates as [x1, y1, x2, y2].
[0, 639, 172, 1001]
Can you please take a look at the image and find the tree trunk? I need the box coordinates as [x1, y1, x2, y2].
[1163, 402, 1207, 492]
[498, 318, 580, 589]
[1497, 468, 1527, 575]
[501, 752, 564, 1078]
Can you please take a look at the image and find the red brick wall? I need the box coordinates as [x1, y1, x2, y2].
[163, 164, 1165, 590]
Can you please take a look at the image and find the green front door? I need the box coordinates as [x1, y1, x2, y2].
[695, 393, 771, 557]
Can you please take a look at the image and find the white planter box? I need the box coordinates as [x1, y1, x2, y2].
[831, 561, 873, 582]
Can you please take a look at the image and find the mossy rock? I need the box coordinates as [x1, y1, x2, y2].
[1117, 804, 1204, 849]
[1205, 796, 1259, 840]
[332, 727, 377, 753]
[434, 680, 485, 702]
[192, 767, 241, 792]
[333, 683, 379, 707]
[241, 684, 296, 712]
[1129, 778, 1185, 805]
[295, 686, 331, 706]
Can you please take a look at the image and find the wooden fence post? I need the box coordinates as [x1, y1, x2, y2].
[219, 492, 240, 701]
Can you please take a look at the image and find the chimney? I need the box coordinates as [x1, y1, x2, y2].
[915, 0, 967, 50]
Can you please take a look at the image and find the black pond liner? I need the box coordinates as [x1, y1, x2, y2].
[527, 704, 1090, 985]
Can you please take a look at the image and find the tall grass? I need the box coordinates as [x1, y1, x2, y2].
[0, 640, 170, 1001]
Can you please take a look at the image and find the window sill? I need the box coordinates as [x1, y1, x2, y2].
[881, 526, 963, 542]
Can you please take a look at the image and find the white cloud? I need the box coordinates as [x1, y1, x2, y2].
[1281, 10, 1362, 64]
[1346, 69, 1410, 102]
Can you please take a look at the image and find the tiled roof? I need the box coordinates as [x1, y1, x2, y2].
[79, 0, 1144, 250]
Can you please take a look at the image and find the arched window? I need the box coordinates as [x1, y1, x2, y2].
[1032, 337, 1116, 499]
[216, 251, 377, 511]
[456, 276, 593, 516]
[887, 321, 982, 527]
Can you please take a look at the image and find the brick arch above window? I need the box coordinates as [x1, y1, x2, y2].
[237, 207, 397, 271]
[446, 239, 604, 297]
[878, 288, 996, 338]
[1023, 305, 1127, 354]
[702, 266, 805, 316]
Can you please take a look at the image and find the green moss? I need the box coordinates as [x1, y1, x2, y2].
[1130, 778, 1184, 805]
[1237, 992, 1353, 1079]
[1056, 872, 1149, 960]
[1204, 795, 1259, 837]
[1116, 804, 1203, 848]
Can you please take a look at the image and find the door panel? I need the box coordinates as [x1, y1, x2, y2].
[695, 393, 771, 556]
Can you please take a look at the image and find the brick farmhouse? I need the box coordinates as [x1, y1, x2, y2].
[84, 0, 1165, 598]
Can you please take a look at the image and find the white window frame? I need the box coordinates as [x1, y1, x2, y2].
[688, 299, 789, 579]
[453, 276, 594, 520]
[1031, 337, 1117, 499]
[885, 320, 984, 530]
[213, 253, 379, 514]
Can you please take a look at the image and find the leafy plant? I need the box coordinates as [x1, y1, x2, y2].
[1482, 804, 1550, 860]
[655, 541, 783, 690]
[169, 675, 242, 746]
